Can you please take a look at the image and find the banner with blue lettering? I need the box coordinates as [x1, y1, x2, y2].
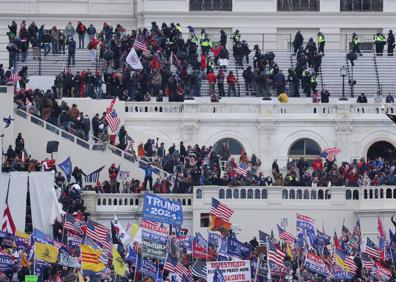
[0, 231, 14, 248]
[304, 252, 331, 278]
[208, 232, 227, 260]
[141, 259, 158, 280]
[226, 236, 251, 259]
[142, 192, 183, 226]
[0, 253, 14, 272]
[315, 230, 331, 246]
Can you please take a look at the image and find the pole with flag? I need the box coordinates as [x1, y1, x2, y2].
[266, 240, 272, 281]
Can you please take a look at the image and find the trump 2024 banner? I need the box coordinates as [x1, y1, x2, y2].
[206, 260, 251, 282]
[142, 192, 183, 226]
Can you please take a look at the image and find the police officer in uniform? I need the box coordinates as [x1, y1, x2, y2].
[374, 32, 386, 56]
[317, 32, 326, 54]
[351, 33, 362, 56]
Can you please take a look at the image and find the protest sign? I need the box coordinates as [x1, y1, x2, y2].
[207, 260, 251, 282]
[142, 192, 183, 226]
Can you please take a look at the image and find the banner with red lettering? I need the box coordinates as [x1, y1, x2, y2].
[206, 260, 251, 282]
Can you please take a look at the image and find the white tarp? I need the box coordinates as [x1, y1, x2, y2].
[29, 172, 63, 235]
[0, 172, 28, 233]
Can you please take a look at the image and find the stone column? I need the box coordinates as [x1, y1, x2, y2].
[257, 121, 275, 176]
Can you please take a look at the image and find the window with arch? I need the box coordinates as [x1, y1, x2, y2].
[288, 138, 321, 163]
[214, 138, 245, 157]
[278, 0, 319, 11]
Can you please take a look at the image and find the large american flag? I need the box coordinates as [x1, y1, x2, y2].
[63, 213, 84, 235]
[86, 219, 112, 253]
[321, 147, 342, 161]
[267, 240, 285, 271]
[334, 248, 357, 273]
[235, 164, 250, 177]
[365, 237, 381, 259]
[164, 254, 178, 272]
[210, 198, 233, 222]
[125, 135, 134, 152]
[361, 252, 375, 270]
[277, 224, 295, 246]
[105, 99, 121, 133]
[349, 219, 361, 250]
[133, 37, 150, 57]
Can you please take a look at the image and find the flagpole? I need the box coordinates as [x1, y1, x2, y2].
[133, 254, 138, 282]
[266, 240, 272, 282]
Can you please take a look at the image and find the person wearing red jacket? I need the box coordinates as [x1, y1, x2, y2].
[227, 71, 237, 96]
[150, 53, 161, 71]
[200, 53, 207, 72]
[88, 37, 100, 62]
[211, 44, 221, 65]
[206, 69, 216, 95]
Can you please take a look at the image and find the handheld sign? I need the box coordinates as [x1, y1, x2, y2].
[142, 192, 183, 226]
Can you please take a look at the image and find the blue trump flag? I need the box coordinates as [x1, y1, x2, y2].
[0, 253, 14, 272]
[58, 156, 73, 181]
[227, 236, 251, 259]
[214, 268, 226, 282]
[142, 192, 183, 226]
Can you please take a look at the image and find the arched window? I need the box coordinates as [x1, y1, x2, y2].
[297, 189, 302, 199]
[255, 189, 261, 199]
[214, 138, 245, 156]
[241, 189, 247, 199]
[261, 189, 268, 199]
[353, 190, 359, 200]
[226, 189, 232, 199]
[367, 141, 395, 161]
[346, 190, 352, 200]
[219, 189, 225, 199]
[233, 189, 239, 199]
[289, 189, 296, 199]
[288, 138, 321, 162]
[318, 190, 324, 199]
[247, 189, 253, 199]
[387, 188, 392, 199]
[282, 189, 288, 199]
[311, 190, 317, 199]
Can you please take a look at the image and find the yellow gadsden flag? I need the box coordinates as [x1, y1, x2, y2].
[35, 242, 59, 263]
[113, 245, 127, 276]
[81, 244, 105, 272]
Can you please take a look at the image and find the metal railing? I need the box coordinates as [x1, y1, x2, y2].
[189, 0, 232, 11]
[15, 107, 171, 178]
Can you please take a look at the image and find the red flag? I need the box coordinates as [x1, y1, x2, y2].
[333, 231, 341, 250]
[2, 179, 16, 234]
[377, 216, 385, 240]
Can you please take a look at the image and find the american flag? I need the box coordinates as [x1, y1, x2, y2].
[191, 259, 207, 279]
[210, 198, 233, 222]
[342, 224, 352, 241]
[321, 246, 333, 270]
[259, 230, 270, 245]
[164, 254, 178, 272]
[361, 252, 375, 270]
[86, 219, 112, 253]
[321, 147, 342, 161]
[105, 99, 120, 133]
[126, 135, 134, 152]
[235, 165, 249, 177]
[377, 216, 386, 240]
[373, 262, 393, 281]
[349, 219, 361, 250]
[176, 261, 192, 279]
[133, 37, 150, 57]
[100, 268, 112, 280]
[2, 179, 16, 235]
[267, 240, 285, 271]
[63, 213, 83, 235]
[277, 224, 295, 246]
[334, 248, 357, 273]
[365, 237, 381, 259]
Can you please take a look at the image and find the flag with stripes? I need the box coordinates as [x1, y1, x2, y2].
[321, 147, 342, 161]
[342, 224, 352, 241]
[83, 165, 105, 183]
[361, 252, 375, 270]
[126, 135, 134, 152]
[133, 37, 150, 57]
[86, 219, 112, 253]
[84, 237, 109, 264]
[164, 254, 178, 272]
[105, 99, 121, 133]
[210, 198, 233, 223]
[191, 259, 207, 279]
[365, 237, 381, 259]
[2, 179, 16, 235]
[176, 261, 191, 279]
[373, 262, 393, 281]
[172, 52, 182, 71]
[63, 213, 84, 236]
[267, 240, 285, 272]
[235, 164, 250, 177]
[334, 248, 357, 273]
[349, 219, 361, 250]
[100, 268, 112, 280]
[277, 225, 295, 247]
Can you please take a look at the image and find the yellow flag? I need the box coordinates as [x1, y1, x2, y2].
[285, 244, 293, 260]
[35, 242, 59, 263]
[81, 244, 105, 272]
[16, 230, 30, 240]
[77, 272, 84, 282]
[113, 245, 127, 276]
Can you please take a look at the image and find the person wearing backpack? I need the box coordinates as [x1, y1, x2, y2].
[76, 21, 86, 49]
